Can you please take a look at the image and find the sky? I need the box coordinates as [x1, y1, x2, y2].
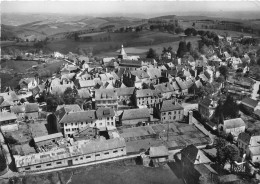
[1, 1, 260, 17]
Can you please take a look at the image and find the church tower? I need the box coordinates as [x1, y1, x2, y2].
[118, 45, 127, 59]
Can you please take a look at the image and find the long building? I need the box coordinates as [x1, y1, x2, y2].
[15, 137, 126, 172]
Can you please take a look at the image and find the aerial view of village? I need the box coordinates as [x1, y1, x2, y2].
[0, 1, 260, 184]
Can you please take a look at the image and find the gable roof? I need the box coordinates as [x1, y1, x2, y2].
[25, 103, 39, 113]
[224, 118, 245, 130]
[121, 108, 150, 121]
[56, 104, 81, 112]
[0, 112, 17, 122]
[154, 82, 175, 93]
[59, 110, 96, 124]
[11, 105, 25, 114]
[181, 144, 199, 163]
[116, 87, 135, 96]
[130, 70, 149, 79]
[79, 80, 95, 88]
[95, 89, 117, 100]
[241, 97, 258, 108]
[96, 107, 115, 118]
[160, 100, 184, 112]
[77, 88, 91, 98]
[50, 84, 74, 95]
[34, 133, 63, 143]
[175, 77, 194, 90]
[136, 89, 160, 98]
[147, 68, 162, 79]
[149, 145, 169, 157]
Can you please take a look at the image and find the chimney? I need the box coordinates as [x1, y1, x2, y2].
[188, 110, 193, 125]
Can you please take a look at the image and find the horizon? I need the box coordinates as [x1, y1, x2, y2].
[1, 1, 260, 19]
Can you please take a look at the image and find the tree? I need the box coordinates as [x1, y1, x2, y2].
[46, 95, 64, 112]
[63, 87, 78, 104]
[177, 41, 188, 58]
[146, 48, 157, 59]
[219, 65, 229, 80]
[222, 95, 240, 119]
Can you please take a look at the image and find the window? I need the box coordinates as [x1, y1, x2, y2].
[71, 123, 73, 126]
[174, 116, 176, 119]
[96, 154, 100, 157]
[168, 112, 172, 115]
[65, 123, 67, 126]
[81, 122, 83, 125]
[46, 163, 51, 166]
[107, 117, 109, 120]
[99, 123, 102, 126]
[75, 158, 78, 161]
[75, 123, 77, 125]
[113, 150, 118, 153]
[179, 111, 181, 114]
[121, 149, 124, 152]
[25, 167, 30, 170]
[107, 122, 110, 125]
[86, 156, 91, 159]
[111, 122, 114, 126]
[80, 157, 83, 160]
[104, 152, 109, 155]
[111, 117, 113, 120]
[36, 165, 41, 168]
[56, 162, 62, 164]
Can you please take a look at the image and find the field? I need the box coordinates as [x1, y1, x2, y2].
[1, 60, 38, 73]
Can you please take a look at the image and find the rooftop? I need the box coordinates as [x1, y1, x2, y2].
[149, 145, 169, 157]
[34, 133, 63, 143]
[59, 110, 96, 124]
[224, 118, 246, 130]
[0, 112, 17, 122]
[116, 87, 135, 96]
[96, 107, 115, 118]
[121, 108, 150, 121]
[160, 100, 184, 112]
[241, 97, 258, 108]
[95, 89, 117, 100]
[25, 103, 39, 113]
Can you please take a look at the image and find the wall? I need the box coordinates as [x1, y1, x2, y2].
[17, 146, 126, 172]
[122, 118, 149, 128]
[161, 109, 184, 122]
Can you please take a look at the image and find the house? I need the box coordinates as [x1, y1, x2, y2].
[11, 105, 25, 120]
[0, 99, 11, 112]
[95, 89, 118, 109]
[175, 77, 194, 95]
[0, 112, 18, 132]
[222, 118, 246, 137]
[58, 110, 96, 137]
[153, 82, 176, 100]
[19, 78, 38, 91]
[78, 80, 96, 90]
[155, 99, 184, 122]
[116, 87, 135, 108]
[95, 107, 116, 131]
[0, 91, 20, 106]
[15, 137, 126, 172]
[49, 83, 74, 96]
[25, 103, 39, 119]
[181, 144, 212, 184]
[198, 98, 217, 120]
[120, 108, 150, 128]
[149, 145, 169, 166]
[241, 97, 259, 112]
[146, 68, 161, 84]
[135, 89, 162, 107]
[123, 70, 150, 88]
[237, 132, 260, 162]
[34, 133, 63, 148]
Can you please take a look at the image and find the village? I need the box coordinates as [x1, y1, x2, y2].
[1, 29, 260, 184]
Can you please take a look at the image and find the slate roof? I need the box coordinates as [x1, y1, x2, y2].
[175, 77, 194, 90]
[59, 110, 96, 124]
[77, 88, 91, 98]
[136, 89, 160, 98]
[34, 133, 63, 143]
[56, 104, 81, 112]
[116, 87, 135, 96]
[0, 100, 11, 108]
[25, 103, 39, 113]
[160, 100, 184, 112]
[241, 97, 258, 108]
[121, 108, 150, 120]
[79, 80, 95, 88]
[96, 107, 115, 118]
[95, 89, 117, 100]
[130, 70, 149, 79]
[147, 68, 162, 79]
[0, 112, 17, 122]
[119, 60, 142, 67]
[149, 145, 169, 157]
[224, 118, 246, 130]
[0, 91, 20, 102]
[181, 144, 199, 163]
[238, 132, 251, 144]
[254, 109, 260, 117]
[11, 105, 25, 114]
[154, 82, 175, 93]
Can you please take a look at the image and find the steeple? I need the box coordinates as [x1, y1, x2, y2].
[118, 45, 127, 59]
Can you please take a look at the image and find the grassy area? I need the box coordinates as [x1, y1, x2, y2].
[1, 60, 38, 73]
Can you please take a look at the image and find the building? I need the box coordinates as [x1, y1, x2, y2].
[222, 118, 246, 137]
[153, 82, 176, 100]
[116, 87, 135, 108]
[15, 137, 126, 172]
[155, 99, 184, 122]
[198, 98, 217, 120]
[123, 70, 150, 88]
[237, 132, 260, 162]
[241, 97, 259, 112]
[135, 89, 162, 107]
[19, 78, 38, 91]
[34, 133, 63, 148]
[146, 68, 161, 85]
[78, 80, 96, 90]
[0, 112, 18, 132]
[149, 145, 169, 166]
[24, 103, 39, 119]
[95, 89, 118, 109]
[95, 107, 116, 131]
[120, 108, 150, 128]
[175, 77, 194, 95]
